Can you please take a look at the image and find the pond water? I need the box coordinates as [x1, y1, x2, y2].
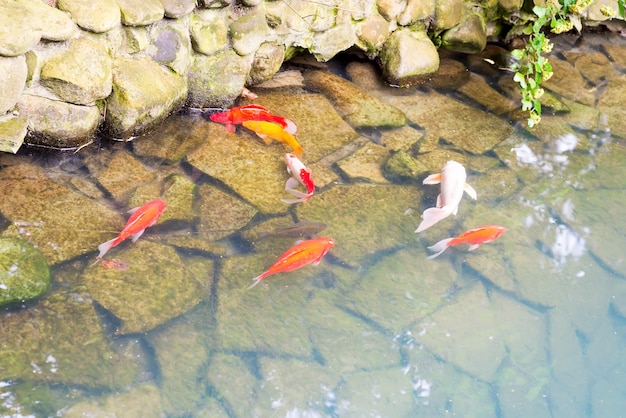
[2, 33, 626, 417]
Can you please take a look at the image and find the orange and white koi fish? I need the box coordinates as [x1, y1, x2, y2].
[249, 237, 335, 289]
[242, 120, 303, 158]
[96, 199, 166, 259]
[210, 104, 296, 134]
[415, 160, 477, 233]
[281, 153, 314, 204]
[427, 225, 506, 259]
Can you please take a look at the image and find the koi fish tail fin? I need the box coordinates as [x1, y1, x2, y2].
[97, 238, 117, 259]
[415, 207, 451, 233]
[248, 274, 266, 290]
[427, 238, 454, 259]
[292, 147, 303, 159]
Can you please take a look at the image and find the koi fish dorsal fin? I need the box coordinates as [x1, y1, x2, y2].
[128, 206, 140, 214]
[464, 183, 477, 200]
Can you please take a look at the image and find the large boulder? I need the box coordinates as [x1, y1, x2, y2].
[104, 57, 187, 138]
[379, 28, 440, 87]
[0, 55, 27, 113]
[40, 38, 112, 105]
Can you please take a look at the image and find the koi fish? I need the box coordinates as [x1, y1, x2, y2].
[256, 221, 328, 240]
[96, 199, 166, 259]
[242, 120, 304, 158]
[249, 237, 335, 289]
[210, 104, 296, 134]
[415, 160, 477, 233]
[427, 225, 506, 259]
[100, 258, 130, 271]
[281, 153, 314, 204]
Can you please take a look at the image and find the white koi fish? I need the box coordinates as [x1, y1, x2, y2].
[415, 160, 477, 233]
[281, 153, 315, 204]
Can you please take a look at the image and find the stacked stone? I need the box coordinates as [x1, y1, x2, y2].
[0, 0, 569, 153]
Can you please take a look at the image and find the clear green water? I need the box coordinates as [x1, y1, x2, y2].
[2, 34, 626, 417]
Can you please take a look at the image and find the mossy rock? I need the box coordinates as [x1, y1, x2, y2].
[0, 237, 50, 307]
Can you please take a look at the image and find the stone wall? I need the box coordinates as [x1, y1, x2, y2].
[0, 0, 620, 152]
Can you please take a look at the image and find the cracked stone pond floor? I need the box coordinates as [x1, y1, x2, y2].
[2, 33, 626, 417]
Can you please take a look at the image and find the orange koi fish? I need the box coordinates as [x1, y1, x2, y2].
[427, 225, 506, 259]
[249, 237, 335, 289]
[96, 199, 166, 259]
[415, 160, 477, 233]
[281, 153, 314, 204]
[242, 120, 304, 158]
[210, 104, 296, 134]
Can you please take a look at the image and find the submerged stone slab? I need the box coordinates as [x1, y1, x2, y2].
[344, 246, 459, 333]
[83, 241, 212, 334]
[0, 164, 124, 264]
[196, 183, 257, 240]
[147, 306, 212, 415]
[303, 69, 406, 129]
[93, 150, 157, 203]
[255, 357, 340, 416]
[296, 183, 421, 266]
[307, 297, 401, 373]
[387, 90, 513, 154]
[0, 291, 140, 388]
[406, 346, 498, 417]
[334, 367, 417, 416]
[205, 353, 257, 418]
[414, 284, 506, 382]
[62, 385, 164, 418]
[216, 252, 320, 355]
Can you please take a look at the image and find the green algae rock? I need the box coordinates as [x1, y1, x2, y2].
[0, 237, 50, 307]
[441, 13, 487, 54]
[229, 6, 270, 56]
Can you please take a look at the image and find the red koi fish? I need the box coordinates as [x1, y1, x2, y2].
[210, 104, 296, 134]
[281, 153, 314, 204]
[242, 120, 303, 158]
[249, 237, 335, 289]
[427, 225, 506, 259]
[96, 199, 166, 259]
